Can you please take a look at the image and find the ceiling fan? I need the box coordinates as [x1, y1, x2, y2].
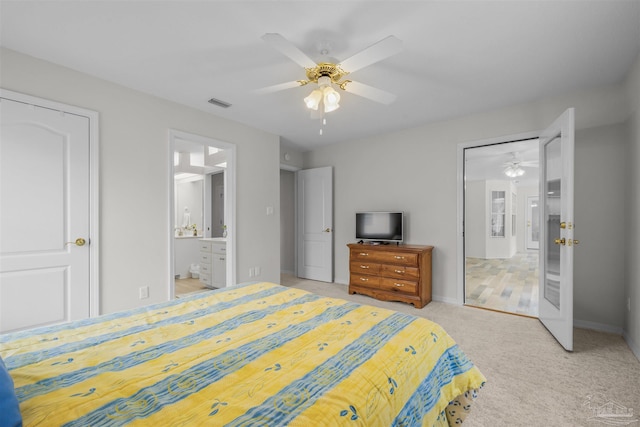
[503, 153, 538, 178]
[257, 33, 403, 117]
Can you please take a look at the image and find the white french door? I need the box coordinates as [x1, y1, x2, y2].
[296, 166, 333, 282]
[538, 108, 575, 351]
[0, 93, 95, 333]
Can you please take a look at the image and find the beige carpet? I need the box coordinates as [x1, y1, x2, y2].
[281, 274, 640, 426]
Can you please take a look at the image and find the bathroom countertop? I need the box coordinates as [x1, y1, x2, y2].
[174, 235, 201, 239]
[199, 237, 227, 242]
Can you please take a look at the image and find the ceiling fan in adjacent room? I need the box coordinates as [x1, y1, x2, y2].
[503, 153, 538, 178]
[257, 33, 403, 132]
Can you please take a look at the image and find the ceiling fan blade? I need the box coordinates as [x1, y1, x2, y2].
[344, 81, 397, 105]
[261, 33, 317, 69]
[255, 81, 303, 95]
[339, 35, 403, 72]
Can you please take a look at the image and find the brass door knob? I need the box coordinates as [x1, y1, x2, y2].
[554, 238, 566, 245]
[323, 228, 332, 232]
[66, 238, 86, 246]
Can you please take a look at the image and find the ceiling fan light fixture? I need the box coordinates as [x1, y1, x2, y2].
[304, 75, 341, 113]
[504, 164, 525, 178]
[303, 89, 322, 110]
[322, 85, 340, 112]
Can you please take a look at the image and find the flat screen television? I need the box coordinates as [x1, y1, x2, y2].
[355, 212, 404, 243]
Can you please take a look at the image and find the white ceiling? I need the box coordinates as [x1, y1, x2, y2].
[1, 1, 639, 152]
[465, 138, 540, 187]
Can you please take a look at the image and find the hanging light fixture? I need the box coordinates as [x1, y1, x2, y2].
[303, 75, 340, 113]
[504, 163, 525, 178]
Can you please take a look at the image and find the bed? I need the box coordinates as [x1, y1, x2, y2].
[0, 282, 485, 426]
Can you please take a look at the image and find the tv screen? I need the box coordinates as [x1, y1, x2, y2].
[356, 212, 404, 242]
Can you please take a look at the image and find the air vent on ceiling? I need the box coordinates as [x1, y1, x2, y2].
[208, 97, 232, 108]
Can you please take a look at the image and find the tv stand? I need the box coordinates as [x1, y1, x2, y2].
[348, 243, 433, 308]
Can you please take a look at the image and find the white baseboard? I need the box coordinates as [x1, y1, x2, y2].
[623, 330, 640, 362]
[280, 269, 295, 276]
[432, 295, 459, 305]
[574, 319, 623, 335]
[334, 277, 349, 286]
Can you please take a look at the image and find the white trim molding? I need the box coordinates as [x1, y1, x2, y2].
[574, 319, 623, 335]
[623, 330, 640, 362]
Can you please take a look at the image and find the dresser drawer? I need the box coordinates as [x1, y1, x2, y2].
[379, 278, 418, 295]
[381, 264, 419, 280]
[200, 241, 212, 252]
[350, 274, 380, 287]
[350, 249, 382, 262]
[200, 263, 211, 274]
[376, 251, 418, 266]
[350, 261, 380, 275]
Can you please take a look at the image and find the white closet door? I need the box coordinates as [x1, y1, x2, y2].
[1, 97, 91, 333]
[297, 166, 333, 282]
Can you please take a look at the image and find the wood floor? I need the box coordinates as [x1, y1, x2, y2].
[175, 277, 211, 297]
[465, 252, 539, 317]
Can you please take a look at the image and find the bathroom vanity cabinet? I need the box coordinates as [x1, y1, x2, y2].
[199, 238, 226, 288]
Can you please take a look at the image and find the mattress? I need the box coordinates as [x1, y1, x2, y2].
[0, 282, 485, 426]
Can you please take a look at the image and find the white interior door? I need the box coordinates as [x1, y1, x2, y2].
[0, 96, 91, 333]
[297, 166, 333, 282]
[526, 196, 540, 250]
[538, 108, 575, 351]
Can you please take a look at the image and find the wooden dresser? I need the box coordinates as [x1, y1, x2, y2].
[348, 243, 433, 308]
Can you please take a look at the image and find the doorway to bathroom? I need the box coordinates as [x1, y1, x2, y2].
[169, 130, 236, 299]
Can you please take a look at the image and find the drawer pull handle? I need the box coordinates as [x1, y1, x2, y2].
[360, 265, 369, 269]
[359, 252, 369, 256]
[394, 283, 405, 287]
[394, 256, 405, 260]
[360, 277, 369, 282]
[394, 269, 405, 274]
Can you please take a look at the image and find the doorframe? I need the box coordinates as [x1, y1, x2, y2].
[456, 130, 539, 305]
[280, 163, 301, 278]
[168, 129, 236, 299]
[0, 88, 100, 316]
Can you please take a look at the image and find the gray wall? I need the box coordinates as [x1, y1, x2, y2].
[1, 47, 282, 314]
[304, 79, 632, 335]
[573, 123, 627, 329]
[280, 170, 295, 274]
[624, 54, 640, 358]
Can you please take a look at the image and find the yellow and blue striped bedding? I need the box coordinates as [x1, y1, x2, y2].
[0, 282, 485, 426]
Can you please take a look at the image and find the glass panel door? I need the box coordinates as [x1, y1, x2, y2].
[544, 141, 561, 309]
[538, 108, 575, 351]
[526, 196, 540, 250]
